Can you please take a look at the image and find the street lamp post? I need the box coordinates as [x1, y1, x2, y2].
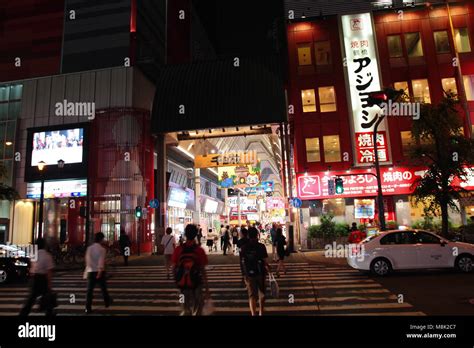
[373, 115, 387, 231]
[37, 161, 46, 239]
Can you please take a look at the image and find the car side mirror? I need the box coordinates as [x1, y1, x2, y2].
[440, 240, 447, 247]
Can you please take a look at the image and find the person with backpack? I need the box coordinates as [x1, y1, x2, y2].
[237, 227, 249, 287]
[240, 227, 270, 316]
[161, 227, 176, 279]
[118, 229, 131, 266]
[275, 228, 287, 277]
[172, 224, 210, 316]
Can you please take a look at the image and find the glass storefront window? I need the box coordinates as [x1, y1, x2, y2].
[400, 131, 414, 157]
[314, 41, 332, 66]
[441, 77, 457, 96]
[412, 79, 431, 103]
[464, 75, 474, 101]
[394, 81, 410, 101]
[297, 44, 312, 66]
[387, 35, 403, 58]
[323, 135, 341, 163]
[405, 32, 423, 57]
[454, 28, 471, 53]
[301, 89, 316, 112]
[434, 31, 450, 54]
[322, 198, 345, 216]
[305, 137, 320, 162]
[318, 86, 337, 112]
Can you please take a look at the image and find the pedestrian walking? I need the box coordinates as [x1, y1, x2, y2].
[231, 227, 239, 253]
[206, 228, 214, 253]
[270, 223, 278, 261]
[172, 224, 210, 316]
[197, 225, 203, 245]
[275, 228, 287, 277]
[84, 232, 112, 314]
[222, 227, 231, 255]
[118, 229, 131, 266]
[19, 238, 55, 317]
[161, 227, 176, 279]
[240, 227, 269, 316]
[220, 225, 226, 251]
[237, 227, 250, 287]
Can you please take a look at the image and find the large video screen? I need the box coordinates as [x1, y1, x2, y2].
[31, 128, 84, 166]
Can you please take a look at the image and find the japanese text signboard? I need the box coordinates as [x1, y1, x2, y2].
[296, 167, 426, 199]
[195, 150, 257, 168]
[341, 13, 390, 165]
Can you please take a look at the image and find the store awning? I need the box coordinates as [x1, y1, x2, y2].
[151, 55, 287, 134]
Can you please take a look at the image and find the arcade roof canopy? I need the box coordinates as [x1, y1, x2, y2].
[151, 55, 287, 134]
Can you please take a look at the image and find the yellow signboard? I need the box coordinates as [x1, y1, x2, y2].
[195, 150, 257, 168]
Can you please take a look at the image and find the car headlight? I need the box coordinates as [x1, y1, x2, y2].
[14, 260, 28, 267]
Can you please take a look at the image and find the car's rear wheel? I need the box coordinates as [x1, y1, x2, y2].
[370, 258, 392, 276]
[455, 254, 474, 273]
[0, 268, 8, 284]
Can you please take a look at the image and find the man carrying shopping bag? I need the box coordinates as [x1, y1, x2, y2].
[240, 227, 270, 316]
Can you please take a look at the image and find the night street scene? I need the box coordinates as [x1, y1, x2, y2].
[1, 0, 474, 346]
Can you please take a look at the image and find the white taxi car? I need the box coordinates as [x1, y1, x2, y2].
[347, 229, 474, 276]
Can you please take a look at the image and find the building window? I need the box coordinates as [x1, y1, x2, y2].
[441, 77, 457, 96]
[400, 131, 414, 157]
[0, 84, 21, 166]
[301, 89, 316, 112]
[318, 86, 337, 112]
[394, 81, 410, 100]
[463, 75, 474, 101]
[305, 138, 320, 162]
[412, 79, 431, 103]
[297, 44, 312, 66]
[454, 28, 471, 53]
[405, 32, 423, 57]
[314, 41, 332, 66]
[323, 135, 341, 163]
[433, 31, 450, 54]
[387, 35, 403, 58]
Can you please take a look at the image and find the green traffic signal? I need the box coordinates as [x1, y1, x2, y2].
[135, 206, 142, 218]
[335, 178, 344, 194]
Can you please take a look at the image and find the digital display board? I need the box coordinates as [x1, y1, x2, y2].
[31, 128, 84, 166]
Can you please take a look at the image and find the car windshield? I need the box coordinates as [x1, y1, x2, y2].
[362, 234, 380, 243]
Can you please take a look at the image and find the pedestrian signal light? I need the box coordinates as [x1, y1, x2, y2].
[335, 178, 344, 194]
[135, 206, 142, 218]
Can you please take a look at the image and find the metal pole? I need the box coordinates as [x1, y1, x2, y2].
[38, 176, 44, 239]
[137, 217, 141, 256]
[373, 115, 386, 231]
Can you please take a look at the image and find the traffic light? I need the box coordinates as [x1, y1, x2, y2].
[328, 179, 335, 195]
[135, 206, 142, 219]
[335, 178, 344, 194]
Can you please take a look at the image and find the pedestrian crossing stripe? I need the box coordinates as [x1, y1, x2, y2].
[0, 263, 425, 316]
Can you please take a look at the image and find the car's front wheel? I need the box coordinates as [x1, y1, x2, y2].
[0, 268, 8, 284]
[455, 254, 474, 273]
[370, 258, 392, 276]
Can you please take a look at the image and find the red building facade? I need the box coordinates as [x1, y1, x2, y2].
[287, 1, 474, 240]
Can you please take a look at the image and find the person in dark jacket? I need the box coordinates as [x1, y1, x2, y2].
[222, 227, 231, 255]
[237, 227, 249, 287]
[119, 229, 131, 266]
[275, 228, 287, 277]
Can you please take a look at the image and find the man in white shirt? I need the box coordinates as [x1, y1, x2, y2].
[161, 227, 176, 279]
[85, 232, 111, 313]
[19, 238, 54, 317]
